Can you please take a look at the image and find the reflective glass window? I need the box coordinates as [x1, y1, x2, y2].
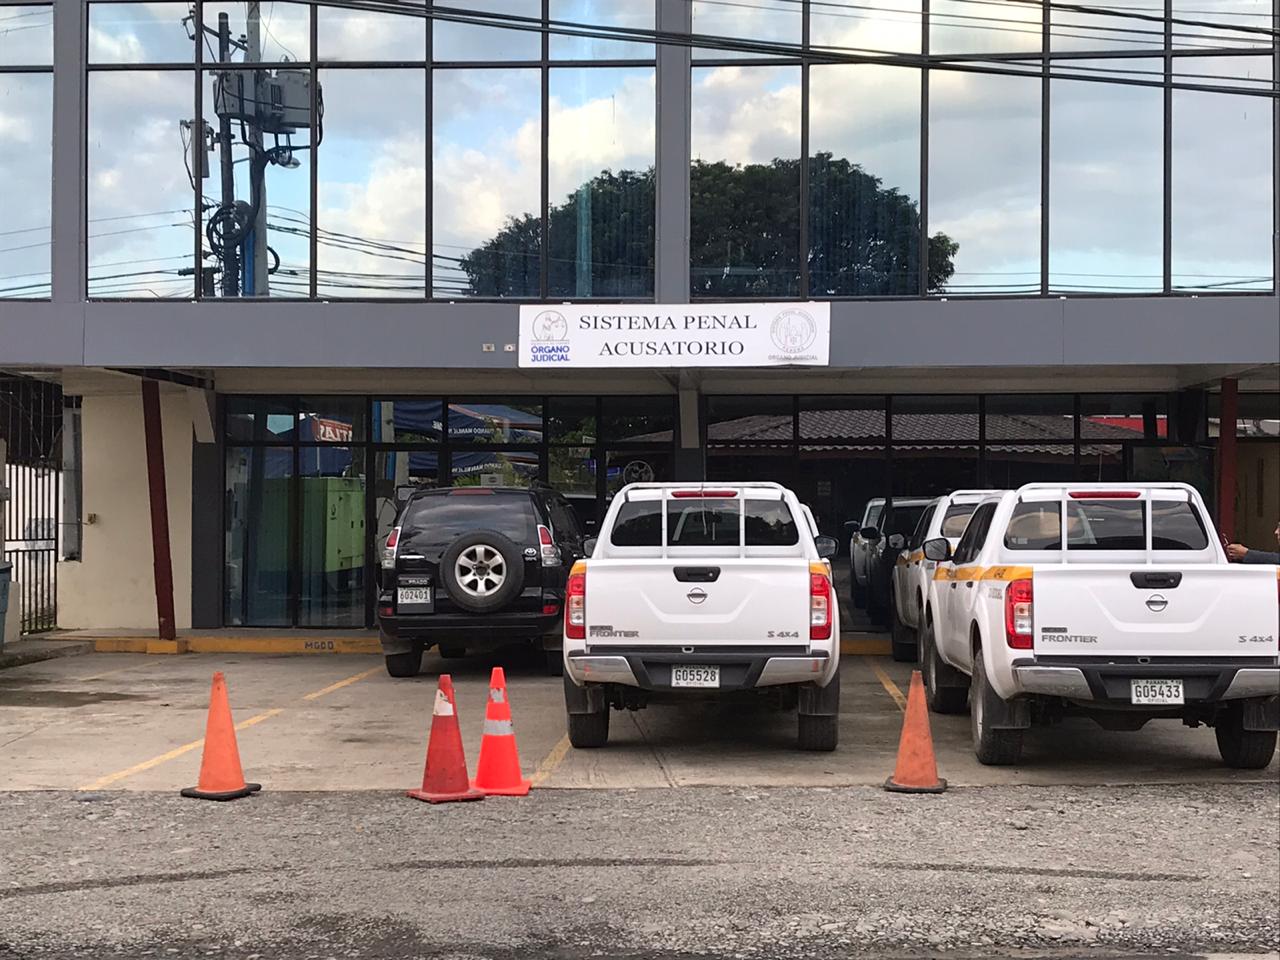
[606, 449, 671, 495]
[448, 399, 543, 444]
[690, 0, 801, 60]
[892, 395, 979, 441]
[299, 397, 367, 443]
[226, 396, 296, 442]
[0, 72, 51, 299]
[799, 397, 886, 442]
[548, 446, 597, 500]
[809, 66, 923, 296]
[88, 2, 193, 63]
[450, 450, 540, 486]
[1051, 0, 1164, 53]
[1004, 501, 1060, 550]
[929, 72, 1040, 295]
[372, 399, 444, 444]
[87, 71, 194, 299]
[691, 66, 801, 298]
[1079, 395, 1167, 440]
[225, 445, 293, 626]
[602, 396, 674, 442]
[1067, 499, 1146, 550]
[433, 68, 541, 297]
[318, 5, 427, 61]
[547, 397, 598, 443]
[202, 2, 311, 63]
[930, 0, 1040, 55]
[550, 0, 654, 60]
[985, 446, 1078, 487]
[812, 0, 921, 56]
[1152, 501, 1209, 550]
[433, 0, 540, 61]
[548, 67, 655, 299]
[317, 69, 427, 298]
[1173, 0, 1271, 50]
[298, 448, 366, 627]
[707, 396, 793, 444]
[984, 395, 1076, 441]
[0, 4, 52, 65]
[893, 446, 979, 497]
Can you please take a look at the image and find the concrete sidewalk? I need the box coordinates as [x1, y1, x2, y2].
[0, 636, 92, 671]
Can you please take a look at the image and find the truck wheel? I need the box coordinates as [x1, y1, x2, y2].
[567, 706, 609, 748]
[971, 650, 1023, 765]
[1215, 703, 1278, 769]
[923, 622, 968, 715]
[384, 641, 423, 679]
[798, 714, 838, 752]
[889, 598, 916, 663]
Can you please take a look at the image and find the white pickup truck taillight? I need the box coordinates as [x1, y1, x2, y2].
[565, 562, 587, 640]
[1005, 578, 1034, 649]
[381, 525, 401, 571]
[810, 564, 832, 641]
[538, 524, 560, 566]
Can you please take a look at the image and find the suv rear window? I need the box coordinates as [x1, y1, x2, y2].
[401, 493, 536, 545]
[1004, 502, 1060, 550]
[1004, 499, 1150, 550]
[940, 502, 978, 538]
[1152, 501, 1209, 550]
[609, 498, 799, 547]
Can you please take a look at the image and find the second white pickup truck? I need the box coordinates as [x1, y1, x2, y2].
[562, 483, 842, 751]
[920, 483, 1279, 768]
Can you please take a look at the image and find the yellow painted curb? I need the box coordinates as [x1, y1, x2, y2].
[91, 636, 381, 655]
[841, 637, 892, 657]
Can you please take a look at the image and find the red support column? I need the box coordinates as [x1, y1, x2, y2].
[141, 380, 177, 643]
[1217, 378, 1239, 543]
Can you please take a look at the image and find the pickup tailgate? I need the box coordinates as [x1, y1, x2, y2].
[584, 558, 810, 647]
[1033, 565, 1278, 657]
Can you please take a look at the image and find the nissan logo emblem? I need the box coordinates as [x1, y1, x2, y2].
[1146, 594, 1168, 613]
[687, 587, 707, 605]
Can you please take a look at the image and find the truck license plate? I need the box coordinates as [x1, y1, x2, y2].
[397, 586, 432, 606]
[671, 665, 720, 688]
[1130, 679, 1183, 705]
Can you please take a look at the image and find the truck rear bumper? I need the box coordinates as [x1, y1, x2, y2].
[1012, 660, 1280, 702]
[565, 649, 833, 691]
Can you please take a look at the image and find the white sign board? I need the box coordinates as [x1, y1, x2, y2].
[518, 303, 830, 369]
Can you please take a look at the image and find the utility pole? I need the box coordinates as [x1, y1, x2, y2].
[244, 2, 269, 296]
[216, 12, 239, 297]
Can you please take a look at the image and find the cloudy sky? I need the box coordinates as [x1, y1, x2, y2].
[0, 0, 1273, 299]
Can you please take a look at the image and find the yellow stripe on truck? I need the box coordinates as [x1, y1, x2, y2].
[982, 566, 1034, 582]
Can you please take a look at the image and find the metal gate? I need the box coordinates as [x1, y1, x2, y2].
[2, 375, 62, 634]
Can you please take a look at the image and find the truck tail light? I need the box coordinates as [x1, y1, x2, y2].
[381, 526, 401, 571]
[810, 566, 832, 641]
[537, 524, 560, 566]
[565, 562, 587, 640]
[1005, 578, 1034, 649]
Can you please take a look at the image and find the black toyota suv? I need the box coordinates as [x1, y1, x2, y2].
[376, 484, 588, 678]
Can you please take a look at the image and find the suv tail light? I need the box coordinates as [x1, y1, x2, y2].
[538, 524, 560, 566]
[381, 526, 401, 571]
[565, 562, 587, 640]
[809, 564, 832, 641]
[1005, 578, 1034, 649]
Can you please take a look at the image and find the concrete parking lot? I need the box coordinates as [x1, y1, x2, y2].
[1, 645, 1275, 793]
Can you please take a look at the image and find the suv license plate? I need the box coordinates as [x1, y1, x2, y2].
[671, 665, 720, 688]
[397, 586, 432, 606]
[1130, 679, 1184, 705]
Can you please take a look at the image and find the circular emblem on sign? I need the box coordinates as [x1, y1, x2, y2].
[770, 308, 817, 355]
[531, 309, 568, 341]
[622, 460, 655, 484]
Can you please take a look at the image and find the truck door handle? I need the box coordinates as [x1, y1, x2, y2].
[1130, 572, 1183, 589]
[950, 583, 957, 590]
[674, 566, 721, 583]
[966, 582, 974, 588]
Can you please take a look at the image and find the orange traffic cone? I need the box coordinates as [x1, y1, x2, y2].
[180, 672, 262, 801]
[472, 667, 531, 796]
[884, 670, 947, 794]
[408, 674, 484, 804]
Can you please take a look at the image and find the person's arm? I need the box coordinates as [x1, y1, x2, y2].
[1240, 548, 1280, 565]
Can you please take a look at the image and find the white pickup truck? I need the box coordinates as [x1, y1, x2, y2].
[919, 483, 1279, 768]
[562, 482, 842, 752]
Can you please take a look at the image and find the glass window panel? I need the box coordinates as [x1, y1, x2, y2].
[602, 396, 674, 442]
[1208, 392, 1280, 438]
[433, 68, 541, 297]
[929, 71, 1040, 295]
[548, 67, 655, 299]
[892, 395, 979, 441]
[225, 445, 292, 626]
[1080, 394, 1167, 440]
[1051, 0, 1165, 53]
[202, 68, 313, 299]
[433, 0, 540, 61]
[372, 399, 444, 443]
[0, 4, 52, 65]
[448, 398, 543, 444]
[318, 5, 427, 61]
[0, 72, 51, 299]
[547, 396, 597, 443]
[691, 66, 801, 298]
[1079, 443, 1125, 481]
[799, 396, 886, 442]
[1172, 59, 1273, 292]
[550, 0, 654, 59]
[797, 446, 886, 544]
[87, 71, 194, 299]
[892, 445, 979, 497]
[809, 65, 922, 296]
[297, 447, 365, 627]
[1173, 0, 1272, 49]
[450, 449, 541, 486]
[317, 69, 426, 298]
[930, 0, 1040, 55]
[984, 395, 1075, 441]
[299, 396, 367, 442]
[226, 396, 296, 442]
[372, 448, 438, 546]
[202, 2, 310, 63]
[1050, 62, 1162, 293]
[707, 395, 793, 443]
[548, 445, 597, 498]
[88, 2, 193, 63]
[604, 449, 670, 496]
[691, 0, 801, 60]
[812, 0, 920, 56]
[985, 444, 1077, 487]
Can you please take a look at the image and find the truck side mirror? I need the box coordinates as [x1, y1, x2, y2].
[923, 537, 952, 562]
[814, 535, 838, 560]
[860, 526, 882, 542]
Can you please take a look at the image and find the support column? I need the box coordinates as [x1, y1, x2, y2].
[654, 0, 692, 303]
[1217, 378, 1239, 541]
[50, 0, 86, 306]
[141, 381, 182, 650]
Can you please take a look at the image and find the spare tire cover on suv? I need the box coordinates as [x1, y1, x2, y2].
[439, 529, 526, 613]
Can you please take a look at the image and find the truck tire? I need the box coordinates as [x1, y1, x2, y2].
[889, 596, 916, 662]
[922, 621, 968, 715]
[440, 530, 525, 614]
[384, 641, 423, 678]
[798, 713, 838, 752]
[970, 649, 1024, 765]
[567, 705, 609, 748]
[1215, 703, 1278, 769]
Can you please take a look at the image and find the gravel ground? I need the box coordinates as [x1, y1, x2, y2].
[0, 784, 1277, 959]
